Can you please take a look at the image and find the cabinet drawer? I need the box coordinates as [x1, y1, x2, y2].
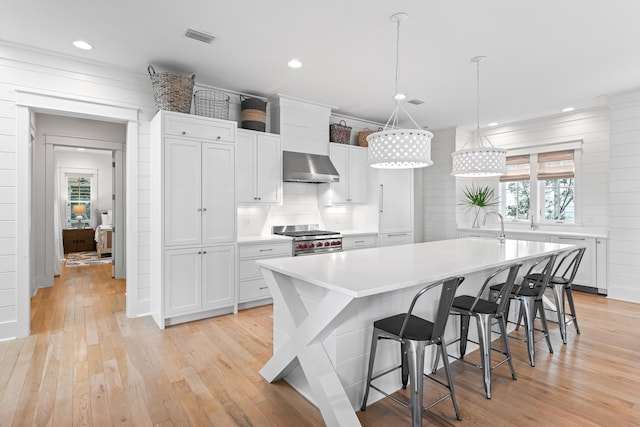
[239, 278, 271, 302]
[379, 232, 414, 247]
[239, 242, 291, 259]
[239, 259, 263, 280]
[343, 235, 377, 251]
[164, 114, 235, 143]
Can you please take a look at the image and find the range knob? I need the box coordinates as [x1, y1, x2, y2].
[310, 243, 315, 248]
[297, 244, 304, 249]
[303, 243, 308, 249]
[324, 242, 330, 246]
[336, 241, 342, 245]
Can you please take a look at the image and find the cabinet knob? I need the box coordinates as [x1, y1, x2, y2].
[197, 208, 202, 212]
[197, 251, 202, 255]
[181, 131, 186, 135]
[202, 251, 207, 254]
[202, 208, 207, 212]
[216, 136, 221, 140]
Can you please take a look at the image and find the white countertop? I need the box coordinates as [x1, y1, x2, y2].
[257, 238, 575, 298]
[458, 227, 608, 239]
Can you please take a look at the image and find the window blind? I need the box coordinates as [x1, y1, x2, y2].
[499, 154, 530, 182]
[537, 150, 574, 180]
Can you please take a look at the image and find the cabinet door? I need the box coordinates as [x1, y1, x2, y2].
[255, 134, 282, 203]
[202, 245, 235, 309]
[165, 248, 201, 315]
[329, 144, 349, 203]
[347, 147, 366, 203]
[548, 236, 596, 288]
[236, 131, 256, 203]
[201, 142, 235, 244]
[379, 169, 414, 232]
[164, 138, 202, 246]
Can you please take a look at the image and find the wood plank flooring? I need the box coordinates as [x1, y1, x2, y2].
[1, 262, 639, 426]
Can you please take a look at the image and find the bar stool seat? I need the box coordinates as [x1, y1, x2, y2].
[361, 276, 465, 427]
[434, 263, 521, 399]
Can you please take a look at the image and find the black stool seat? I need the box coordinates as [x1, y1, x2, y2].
[451, 295, 499, 314]
[374, 314, 435, 341]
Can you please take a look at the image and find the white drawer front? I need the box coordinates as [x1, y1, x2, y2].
[343, 235, 377, 251]
[239, 259, 262, 281]
[239, 243, 291, 259]
[239, 278, 271, 302]
[165, 114, 235, 142]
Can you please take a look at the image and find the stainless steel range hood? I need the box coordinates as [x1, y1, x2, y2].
[283, 151, 340, 183]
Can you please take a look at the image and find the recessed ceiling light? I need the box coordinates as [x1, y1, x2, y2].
[77, 148, 86, 151]
[73, 40, 93, 50]
[394, 93, 406, 100]
[562, 107, 575, 112]
[288, 59, 303, 69]
[488, 122, 498, 127]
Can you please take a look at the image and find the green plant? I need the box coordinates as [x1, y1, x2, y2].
[459, 184, 499, 212]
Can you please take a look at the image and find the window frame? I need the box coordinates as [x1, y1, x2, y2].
[499, 142, 582, 226]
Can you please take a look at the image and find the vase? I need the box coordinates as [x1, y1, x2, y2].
[472, 207, 481, 228]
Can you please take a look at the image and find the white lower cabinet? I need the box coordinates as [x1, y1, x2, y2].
[379, 232, 414, 247]
[164, 245, 235, 320]
[238, 241, 291, 308]
[548, 235, 597, 290]
[342, 234, 377, 250]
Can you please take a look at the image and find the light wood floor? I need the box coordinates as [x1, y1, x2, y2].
[1, 262, 639, 426]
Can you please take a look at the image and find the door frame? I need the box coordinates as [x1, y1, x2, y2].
[15, 89, 139, 338]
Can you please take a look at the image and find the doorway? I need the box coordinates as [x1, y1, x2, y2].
[15, 90, 140, 338]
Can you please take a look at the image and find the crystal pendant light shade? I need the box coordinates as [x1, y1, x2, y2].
[368, 12, 433, 169]
[452, 56, 506, 177]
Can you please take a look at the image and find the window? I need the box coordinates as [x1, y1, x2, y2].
[500, 149, 577, 224]
[67, 176, 92, 228]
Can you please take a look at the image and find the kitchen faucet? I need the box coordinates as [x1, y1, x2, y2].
[483, 211, 505, 243]
[530, 215, 538, 230]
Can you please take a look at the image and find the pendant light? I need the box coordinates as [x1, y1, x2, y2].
[367, 12, 433, 169]
[451, 56, 506, 177]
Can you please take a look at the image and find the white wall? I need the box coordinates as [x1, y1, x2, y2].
[607, 89, 640, 303]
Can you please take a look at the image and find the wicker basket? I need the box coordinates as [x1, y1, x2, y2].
[329, 120, 352, 144]
[148, 65, 195, 113]
[193, 90, 231, 120]
[358, 127, 383, 147]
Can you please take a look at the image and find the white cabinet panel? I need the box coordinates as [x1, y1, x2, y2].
[342, 234, 377, 251]
[164, 248, 201, 315]
[379, 169, 413, 233]
[202, 245, 235, 309]
[238, 241, 291, 306]
[202, 143, 235, 244]
[236, 130, 282, 204]
[319, 144, 366, 205]
[164, 114, 235, 143]
[379, 232, 414, 247]
[164, 138, 202, 246]
[548, 235, 597, 288]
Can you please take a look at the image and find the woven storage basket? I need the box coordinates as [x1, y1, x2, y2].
[148, 65, 195, 113]
[329, 120, 352, 144]
[240, 96, 268, 132]
[193, 90, 231, 120]
[358, 127, 383, 147]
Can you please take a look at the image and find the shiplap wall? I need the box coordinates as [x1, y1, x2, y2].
[456, 107, 611, 230]
[607, 90, 640, 303]
[422, 127, 458, 242]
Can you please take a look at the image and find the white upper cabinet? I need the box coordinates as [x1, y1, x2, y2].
[319, 144, 366, 205]
[236, 129, 282, 204]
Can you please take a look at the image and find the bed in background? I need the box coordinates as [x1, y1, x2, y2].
[95, 209, 112, 257]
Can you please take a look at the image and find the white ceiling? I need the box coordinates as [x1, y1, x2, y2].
[4, 0, 640, 130]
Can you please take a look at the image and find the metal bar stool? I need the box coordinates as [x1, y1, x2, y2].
[522, 247, 585, 344]
[361, 276, 465, 427]
[490, 253, 557, 367]
[433, 262, 522, 399]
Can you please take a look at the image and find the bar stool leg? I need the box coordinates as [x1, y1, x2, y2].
[406, 340, 426, 427]
[361, 328, 380, 411]
[565, 286, 580, 334]
[439, 341, 462, 421]
[497, 315, 517, 380]
[536, 300, 554, 354]
[475, 313, 492, 398]
[552, 283, 568, 344]
[459, 314, 470, 358]
[401, 342, 409, 389]
[520, 296, 537, 367]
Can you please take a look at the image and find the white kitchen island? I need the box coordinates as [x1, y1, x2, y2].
[257, 238, 574, 427]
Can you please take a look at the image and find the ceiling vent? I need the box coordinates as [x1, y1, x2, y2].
[184, 28, 216, 44]
[408, 98, 426, 105]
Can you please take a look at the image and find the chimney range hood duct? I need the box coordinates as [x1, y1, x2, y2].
[282, 151, 340, 183]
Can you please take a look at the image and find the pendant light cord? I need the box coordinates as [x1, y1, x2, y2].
[395, 19, 401, 103]
[476, 59, 481, 132]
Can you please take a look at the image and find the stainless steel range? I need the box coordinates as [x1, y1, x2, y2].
[273, 224, 343, 256]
